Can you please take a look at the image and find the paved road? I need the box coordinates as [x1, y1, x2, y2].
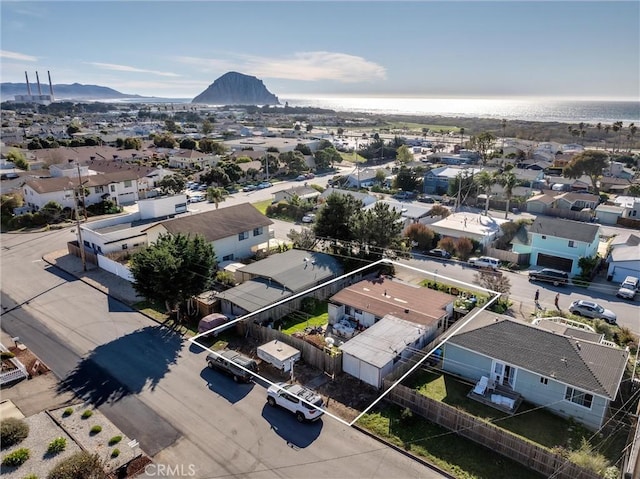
[0, 228, 449, 479]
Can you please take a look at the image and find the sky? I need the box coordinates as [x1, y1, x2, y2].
[1, 1, 639, 100]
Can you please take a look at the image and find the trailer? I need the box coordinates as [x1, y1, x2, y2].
[257, 340, 301, 373]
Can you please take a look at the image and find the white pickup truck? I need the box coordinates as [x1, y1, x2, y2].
[616, 276, 639, 300]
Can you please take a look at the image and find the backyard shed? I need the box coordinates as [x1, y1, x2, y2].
[257, 340, 301, 372]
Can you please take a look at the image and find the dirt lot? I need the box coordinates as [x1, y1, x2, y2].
[3, 344, 50, 377]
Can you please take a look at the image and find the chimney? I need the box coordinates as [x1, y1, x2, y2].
[35, 71, 43, 95]
[25, 71, 32, 96]
[47, 71, 55, 100]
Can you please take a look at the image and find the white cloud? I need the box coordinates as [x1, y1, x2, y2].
[86, 62, 181, 78]
[0, 50, 38, 62]
[176, 51, 387, 83]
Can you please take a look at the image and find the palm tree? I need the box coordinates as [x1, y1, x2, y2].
[498, 172, 517, 219]
[460, 127, 465, 147]
[475, 171, 495, 215]
[595, 122, 602, 147]
[628, 123, 637, 151]
[612, 121, 623, 152]
[206, 187, 226, 209]
[501, 119, 507, 152]
[604, 124, 612, 152]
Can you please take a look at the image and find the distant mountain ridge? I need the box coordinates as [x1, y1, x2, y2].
[192, 72, 279, 105]
[0, 82, 142, 101]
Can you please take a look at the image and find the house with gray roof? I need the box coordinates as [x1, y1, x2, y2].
[605, 232, 640, 283]
[512, 216, 600, 275]
[273, 185, 321, 204]
[216, 249, 343, 320]
[143, 202, 273, 263]
[319, 187, 377, 207]
[441, 310, 628, 430]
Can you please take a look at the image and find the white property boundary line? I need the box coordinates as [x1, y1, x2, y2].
[189, 258, 501, 427]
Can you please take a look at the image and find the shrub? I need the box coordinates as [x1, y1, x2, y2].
[1, 418, 29, 449]
[1, 351, 15, 360]
[111, 449, 120, 458]
[2, 447, 30, 467]
[22, 474, 38, 479]
[108, 435, 122, 446]
[47, 451, 107, 479]
[81, 410, 93, 419]
[47, 437, 67, 454]
[62, 408, 73, 417]
[90, 425, 102, 435]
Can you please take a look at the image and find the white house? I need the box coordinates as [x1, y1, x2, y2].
[429, 212, 509, 247]
[606, 233, 640, 283]
[613, 196, 640, 219]
[168, 149, 219, 169]
[22, 171, 140, 211]
[143, 202, 273, 263]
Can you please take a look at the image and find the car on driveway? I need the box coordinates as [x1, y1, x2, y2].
[468, 256, 500, 270]
[568, 300, 617, 324]
[424, 248, 451, 259]
[528, 268, 569, 286]
[266, 382, 324, 422]
[301, 213, 316, 223]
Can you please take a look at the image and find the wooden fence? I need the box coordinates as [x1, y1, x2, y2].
[484, 247, 530, 265]
[67, 241, 98, 265]
[382, 381, 602, 479]
[247, 323, 342, 376]
[543, 208, 592, 222]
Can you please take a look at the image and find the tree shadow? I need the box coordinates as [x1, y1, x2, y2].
[57, 326, 183, 406]
[199, 367, 254, 404]
[260, 403, 323, 449]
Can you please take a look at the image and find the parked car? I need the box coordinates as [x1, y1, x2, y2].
[295, 174, 307, 181]
[468, 256, 500, 270]
[243, 184, 257, 192]
[417, 194, 436, 204]
[206, 349, 258, 383]
[257, 181, 272, 189]
[616, 276, 639, 300]
[198, 313, 233, 336]
[301, 213, 316, 223]
[393, 191, 416, 200]
[568, 300, 617, 324]
[528, 268, 569, 286]
[425, 248, 451, 259]
[266, 382, 324, 422]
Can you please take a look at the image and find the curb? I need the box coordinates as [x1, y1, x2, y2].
[352, 424, 457, 479]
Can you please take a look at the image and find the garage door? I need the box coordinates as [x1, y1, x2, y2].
[536, 253, 573, 272]
[610, 265, 640, 284]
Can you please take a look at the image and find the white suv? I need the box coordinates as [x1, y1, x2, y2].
[617, 276, 639, 300]
[266, 382, 324, 422]
[469, 256, 500, 270]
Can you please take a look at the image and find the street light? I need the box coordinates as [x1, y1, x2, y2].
[70, 160, 87, 271]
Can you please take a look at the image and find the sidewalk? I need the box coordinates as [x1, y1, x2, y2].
[42, 250, 143, 306]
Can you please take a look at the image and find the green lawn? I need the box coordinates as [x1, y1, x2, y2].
[251, 199, 272, 215]
[280, 301, 329, 335]
[357, 405, 544, 479]
[404, 370, 626, 463]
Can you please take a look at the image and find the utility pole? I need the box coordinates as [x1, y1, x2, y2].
[72, 161, 87, 271]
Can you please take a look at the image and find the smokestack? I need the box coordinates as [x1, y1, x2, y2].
[35, 71, 43, 95]
[25, 71, 32, 96]
[48, 71, 55, 100]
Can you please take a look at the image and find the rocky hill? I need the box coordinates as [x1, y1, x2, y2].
[0, 82, 141, 101]
[192, 72, 279, 105]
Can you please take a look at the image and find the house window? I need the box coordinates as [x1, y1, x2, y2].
[110, 185, 116, 192]
[222, 254, 234, 261]
[564, 387, 593, 408]
[253, 227, 263, 236]
[95, 186, 104, 194]
[124, 180, 132, 188]
[540, 377, 548, 385]
[568, 240, 575, 248]
[238, 231, 249, 241]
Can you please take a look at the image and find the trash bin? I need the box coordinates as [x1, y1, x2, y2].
[607, 274, 613, 282]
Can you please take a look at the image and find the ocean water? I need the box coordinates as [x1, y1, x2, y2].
[116, 95, 639, 125]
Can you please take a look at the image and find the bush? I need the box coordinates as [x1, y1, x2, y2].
[1, 351, 15, 360]
[22, 474, 38, 479]
[2, 447, 30, 467]
[81, 410, 93, 419]
[47, 451, 107, 479]
[108, 435, 122, 446]
[110, 449, 120, 458]
[90, 425, 102, 435]
[62, 408, 73, 417]
[47, 437, 67, 454]
[1, 418, 29, 449]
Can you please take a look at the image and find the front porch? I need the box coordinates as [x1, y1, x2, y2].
[467, 376, 523, 414]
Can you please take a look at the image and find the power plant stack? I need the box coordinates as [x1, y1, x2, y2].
[14, 71, 54, 104]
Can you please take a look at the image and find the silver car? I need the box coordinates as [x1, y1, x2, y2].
[568, 300, 617, 324]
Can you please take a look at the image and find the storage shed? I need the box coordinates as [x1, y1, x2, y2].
[257, 340, 301, 372]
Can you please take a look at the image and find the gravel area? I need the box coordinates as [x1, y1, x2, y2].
[0, 411, 82, 479]
[49, 403, 138, 473]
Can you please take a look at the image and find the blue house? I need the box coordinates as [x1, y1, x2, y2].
[442, 311, 628, 430]
[511, 216, 600, 275]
